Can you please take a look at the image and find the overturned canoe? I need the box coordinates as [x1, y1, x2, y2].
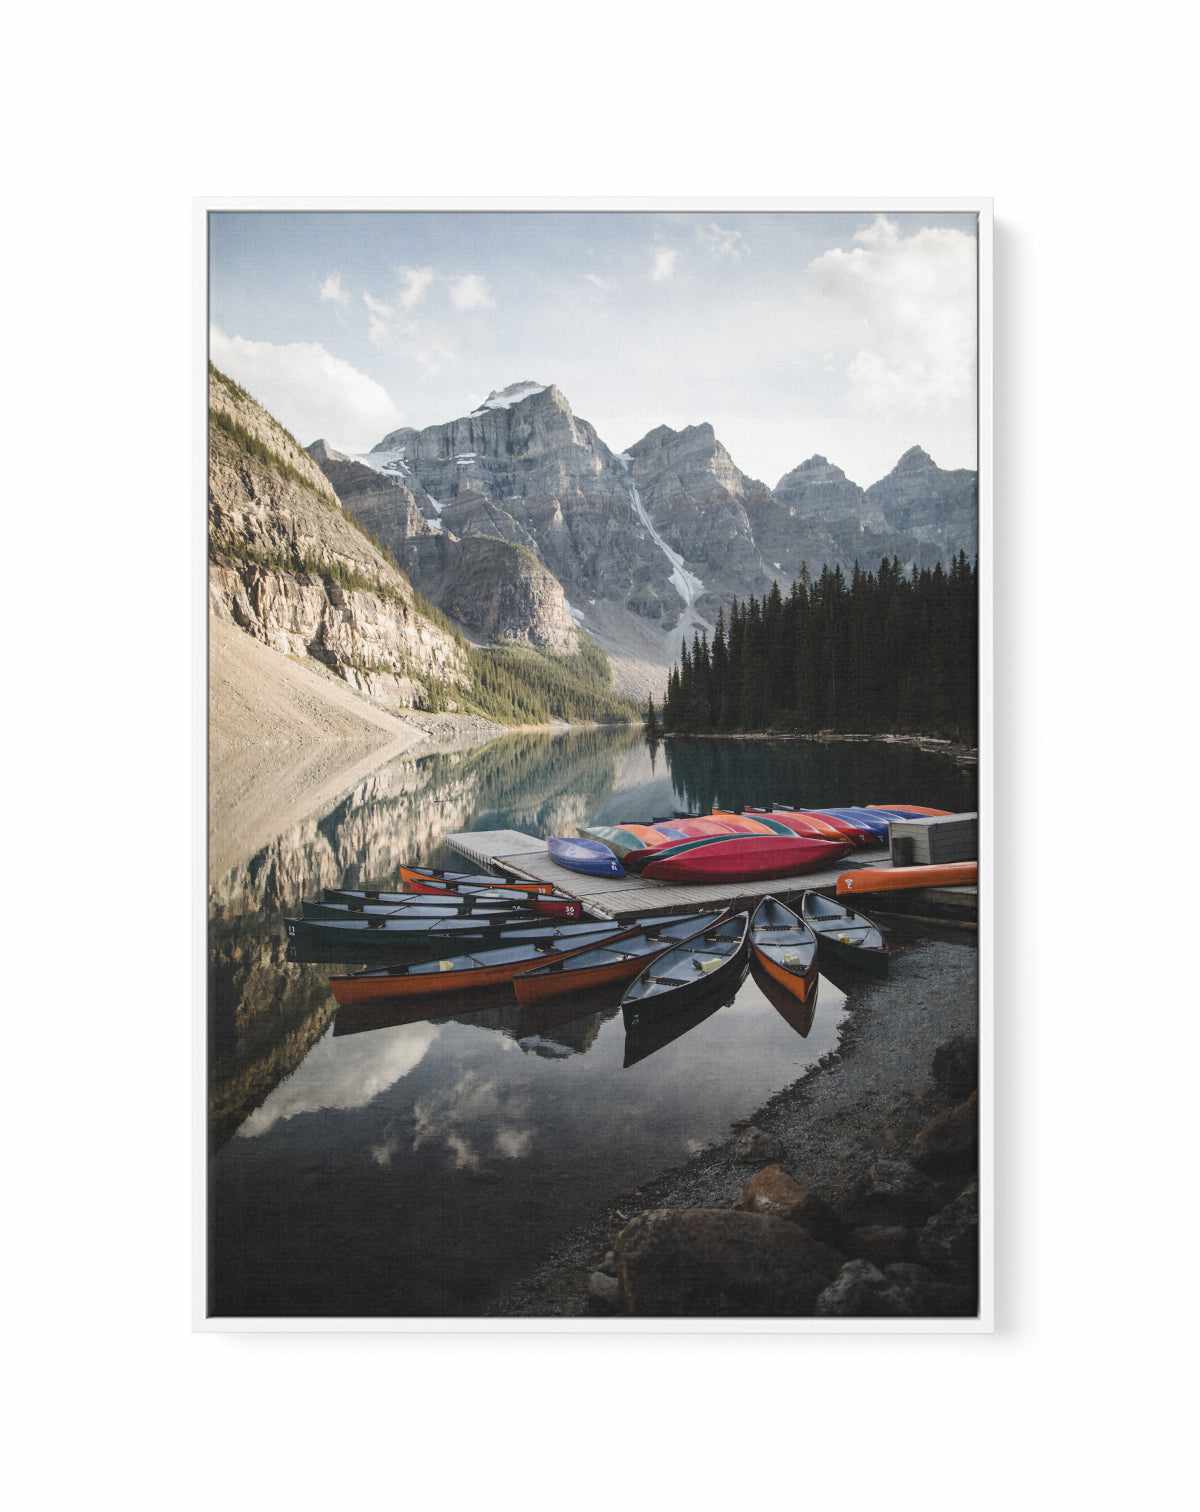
[547, 836, 625, 879]
[513, 910, 726, 1006]
[836, 862, 977, 896]
[641, 834, 849, 883]
[772, 807, 875, 847]
[750, 808, 852, 842]
[865, 804, 952, 817]
[749, 896, 819, 1004]
[577, 824, 667, 861]
[800, 890, 889, 975]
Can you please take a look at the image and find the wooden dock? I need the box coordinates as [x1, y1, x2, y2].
[446, 828, 977, 924]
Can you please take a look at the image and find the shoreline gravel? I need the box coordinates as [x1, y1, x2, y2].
[489, 936, 978, 1316]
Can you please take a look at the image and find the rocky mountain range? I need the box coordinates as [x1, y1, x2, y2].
[307, 380, 977, 694]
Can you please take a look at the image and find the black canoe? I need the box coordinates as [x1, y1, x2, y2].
[285, 913, 611, 953]
[302, 896, 534, 922]
[749, 896, 820, 1004]
[621, 912, 750, 1028]
[286, 909, 708, 963]
[622, 974, 743, 1068]
[324, 884, 546, 905]
[799, 891, 889, 976]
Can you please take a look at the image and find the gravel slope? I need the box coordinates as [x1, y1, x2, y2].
[208, 618, 504, 880]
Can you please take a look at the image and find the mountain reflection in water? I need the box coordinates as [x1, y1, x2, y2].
[208, 727, 974, 1316]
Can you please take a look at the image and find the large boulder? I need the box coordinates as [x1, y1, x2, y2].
[844, 1225, 916, 1265]
[735, 1164, 839, 1239]
[931, 1034, 978, 1104]
[616, 1208, 844, 1316]
[844, 1157, 943, 1227]
[883, 1262, 977, 1318]
[918, 1182, 979, 1272]
[815, 1261, 910, 1318]
[910, 1090, 978, 1174]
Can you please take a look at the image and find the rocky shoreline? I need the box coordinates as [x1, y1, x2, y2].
[490, 939, 979, 1319]
[663, 730, 978, 766]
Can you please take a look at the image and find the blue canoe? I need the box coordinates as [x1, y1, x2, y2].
[548, 835, 626, 878]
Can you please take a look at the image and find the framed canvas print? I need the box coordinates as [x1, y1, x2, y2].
[197, 197, 993, 1331]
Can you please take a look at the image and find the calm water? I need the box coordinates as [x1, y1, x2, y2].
[208, 730, 976, 1316]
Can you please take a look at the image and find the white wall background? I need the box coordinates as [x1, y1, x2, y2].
[5, 3, 1194, 1509]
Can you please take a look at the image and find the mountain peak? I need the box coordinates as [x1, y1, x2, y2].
[774, 454, 850, 492]
[470, 381, 549, 416]
[894, 445, 935, 472]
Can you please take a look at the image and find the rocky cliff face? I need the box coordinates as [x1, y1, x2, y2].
[367, 383, 686, 629]
[308, 435, 580, 655]
[752, 448, 977, 580]
[864, 445, 977, 556]
[624, 423, 774, 617]
[208, 367, 470, 713]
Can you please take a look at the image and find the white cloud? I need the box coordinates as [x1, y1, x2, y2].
[448, 273, 495, 311]
[494, 1126, 533, 1159]
[650, 247, 678, 282]
[319, 270, 351, 306]
[397, 264, 434, 309]
[210, 326, 402, 450]
[411, 1069, 532, 1171]
[805, 216, 977, 415]
[362, 291, 395, 346]
[696, 222, 748, 260]
[237, 1021, 438, 1138]
[583, 272, 612, 292]
[362, 268, 433, 344]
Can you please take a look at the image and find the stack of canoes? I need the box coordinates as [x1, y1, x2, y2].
[576, 802, 953, 885]
[579, 815, 851, 883]
[285, 866, 588, 962]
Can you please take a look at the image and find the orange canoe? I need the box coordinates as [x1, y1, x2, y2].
[331, 924, 641, 1005]
[398, 864, 556, 896]
[836, 862, 977, 896]
[865, 804, 953, 817]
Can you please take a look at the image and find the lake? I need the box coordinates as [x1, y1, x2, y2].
[208, 728, 976, 1316]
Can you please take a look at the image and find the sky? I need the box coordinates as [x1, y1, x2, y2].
[209, 210, 978, 489]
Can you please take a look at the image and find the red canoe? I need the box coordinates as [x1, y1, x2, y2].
[749, 809, 851, 842]
[641, 834, 849, 883]
[788, 810, 876, 847]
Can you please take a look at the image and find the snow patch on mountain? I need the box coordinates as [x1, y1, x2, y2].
[626, 483, 705, 608]
[355, 442, 411, 478]
[470, 381, 547, 416]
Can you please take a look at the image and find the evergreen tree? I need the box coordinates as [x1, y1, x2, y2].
[662, 554, 977, 740]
